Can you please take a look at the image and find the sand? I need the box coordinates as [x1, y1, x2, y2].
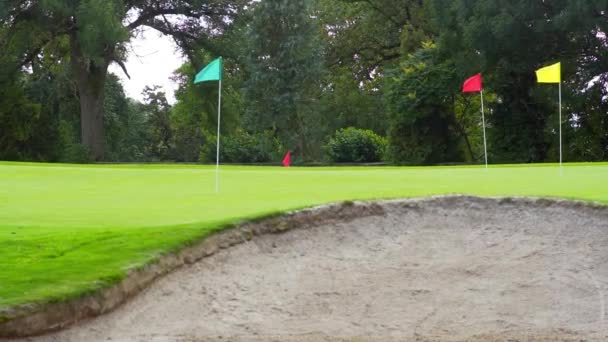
[11, 197, 608, 341]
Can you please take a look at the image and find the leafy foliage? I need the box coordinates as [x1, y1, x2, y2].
[384, 43, 463, 164]
[325, 127, 387, 163]
[171, 61, 243, 162]
[200, 129, 284, 163]
[1, 0, 247, 159]
[433, 0, 608, 162]
[242, 0, 324, 159]
[141, 86, 173, 160]
[1, 0, 608, 165]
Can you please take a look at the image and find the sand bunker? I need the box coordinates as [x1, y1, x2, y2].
[10, 197, 608, 341]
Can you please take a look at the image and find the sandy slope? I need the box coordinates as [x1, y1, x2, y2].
[14, 197, 608, 341]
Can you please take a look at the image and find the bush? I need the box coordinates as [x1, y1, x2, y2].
[325, 127, 387, 163]
[57, 120, 91, 163]
[61, 143, 91, 163]
[200, 129, 284, 163]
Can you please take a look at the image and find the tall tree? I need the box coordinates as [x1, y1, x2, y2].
[316, 0, 434, 145]
[242, 0, 324, 159]
[141, 85, 173, 160]
[104, 74, 149, 162]
[171, 59, 243, 162]
[316, 0, 433, 88]
[384, 43, 465, 164]
[433, 0, 608, 162]
[1, 0, 244, 160]
[0, 34, 77, 162]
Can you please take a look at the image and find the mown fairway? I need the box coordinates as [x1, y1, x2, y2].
[1, 162, 607, 309]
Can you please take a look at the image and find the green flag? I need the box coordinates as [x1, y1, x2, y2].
[194, 57, 222, 84]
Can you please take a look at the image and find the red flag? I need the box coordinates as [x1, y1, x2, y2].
[282, 151, 291, 167]
[462, 73, 482, 93]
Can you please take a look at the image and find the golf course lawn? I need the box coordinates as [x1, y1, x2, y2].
[1, 162, 607, 310]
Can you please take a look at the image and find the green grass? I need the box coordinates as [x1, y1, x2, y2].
[1, 162, 608, 309]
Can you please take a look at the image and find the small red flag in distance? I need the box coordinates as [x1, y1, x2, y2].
[462, 73, 482, 93]
[282, 151, 291, 167]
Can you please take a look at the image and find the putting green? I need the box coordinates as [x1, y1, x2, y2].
[1, 162, 607, 309]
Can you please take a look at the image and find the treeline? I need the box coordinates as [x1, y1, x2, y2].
[1, 0, 607, 164]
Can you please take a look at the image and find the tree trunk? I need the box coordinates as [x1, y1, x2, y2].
[70, 34, 109, 161]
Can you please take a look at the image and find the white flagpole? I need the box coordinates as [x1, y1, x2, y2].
[216, 79, 222, 193]
[480, 90, 488, 169]
[558, 81, 562, 169]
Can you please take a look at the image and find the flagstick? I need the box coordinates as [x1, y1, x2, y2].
[480, 90, 488, 169]
[558, 81, 562, 170]
[216, 79, 222, 193]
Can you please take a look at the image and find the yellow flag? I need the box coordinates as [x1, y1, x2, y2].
[536, 62, 561, 83]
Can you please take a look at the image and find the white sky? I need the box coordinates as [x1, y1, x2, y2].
[109, 28, 185, 104]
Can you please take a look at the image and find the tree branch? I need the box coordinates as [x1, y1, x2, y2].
[362, 0, 402, 26]
[127, 5, 227, 31]
[112, 58, 131, 79]
[143, 22, 198, 41]
[128, 8, 189, 30]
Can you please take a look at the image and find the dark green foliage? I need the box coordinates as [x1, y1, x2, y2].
[141, 86, 173, 161]
[61, 144, 92, 164]
[0, 51, 75, 162]
[172, 122, 206, 163]
[564, 78, 608, 161]
[1, 0, 247, 160]
[2, 0, 608, 165]
[325, 127, 387, 163]
[319, 0, 431, 81]
[433, 0, 608, 163]
[384, 44, 464, 165]
[318, 66, 388, 136]
[56, 119, 89, 163]
[200, 130, 284, 164]
[0, 75, 43, 161]
[242, 0, 325, 159]
[103, 75, 149, 162]
[171, 61, 243, 162]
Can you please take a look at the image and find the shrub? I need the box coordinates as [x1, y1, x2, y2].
[61, 143, 91, 163]
[325, 127, 387, 163]
[58, 120, 91, 163]
[200, 129, 284, 163]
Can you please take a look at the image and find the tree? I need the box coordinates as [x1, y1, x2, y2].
[319, 0, 432, 82]
[1, 0, 245, 160]
[171, 60, 244, 162]
[318, 65, 387, 136]
[104, 74, 149, 162]
[433, 0, 608, 162]
[384, 43, 464, 164]
[0, 36, 78, 162]
[0, 71, 43, 161]
[315, 0, 434, 154]
[142, 86, 173, 160]
[242, 0, 324, 159]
